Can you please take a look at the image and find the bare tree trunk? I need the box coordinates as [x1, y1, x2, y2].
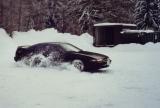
[0, 0, 4, 27]
[18, 0, 22, 31]
[8, 0, 13, 36]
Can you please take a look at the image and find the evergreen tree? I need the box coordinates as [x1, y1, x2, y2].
[135, 0, 160, 30]
[0, 0, 136, 35]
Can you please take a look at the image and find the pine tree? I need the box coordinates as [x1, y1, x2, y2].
[0, 0, 136, 35]
[135, 0, 160, 30]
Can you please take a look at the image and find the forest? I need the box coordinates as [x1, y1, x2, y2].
[0, 0, 159, 36]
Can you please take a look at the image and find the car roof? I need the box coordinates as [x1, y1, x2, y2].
[42, 42, 78, 47]
[19, 42, 77, 48]
[48, 42, 73, 45]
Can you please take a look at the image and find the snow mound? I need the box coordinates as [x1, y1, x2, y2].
[13, 28, 93, 51]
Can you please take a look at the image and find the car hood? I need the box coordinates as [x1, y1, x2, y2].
[77, 51, 108, 59]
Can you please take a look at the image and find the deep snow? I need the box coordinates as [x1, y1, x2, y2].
[0, 28, 160, 108]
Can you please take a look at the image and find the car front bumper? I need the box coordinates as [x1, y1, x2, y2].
[87, 58, 111, 70]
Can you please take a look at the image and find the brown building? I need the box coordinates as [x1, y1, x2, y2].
[93, 23, 160, 46]
[93, 23, 136, 46]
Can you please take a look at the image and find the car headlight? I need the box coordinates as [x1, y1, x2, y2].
[91, 58, 103, 62]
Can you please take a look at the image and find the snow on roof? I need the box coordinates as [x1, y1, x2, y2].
[94, 23, 136, 27]
[121, 29, 154, 34]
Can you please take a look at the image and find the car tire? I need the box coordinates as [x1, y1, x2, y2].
[72, 59, 85, 71]
[29, 54, 47, 67]
[31, 56, 43, 67]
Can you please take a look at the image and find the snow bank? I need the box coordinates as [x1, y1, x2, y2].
[94, 23, 136, 27]
[0, 29, 17, 66]
[12, 28, 160, 54]
[121, 29, 154, 34]
[13, 28, 93, 51]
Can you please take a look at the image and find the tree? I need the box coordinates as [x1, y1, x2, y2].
[65, 0, 135, 35]
[0, 0, 4, 28]
[0, 0, 136, 36]
[18, 0, 22, 31]
[135, 0, 160, 30]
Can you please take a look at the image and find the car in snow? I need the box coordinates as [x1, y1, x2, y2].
[14, 42, 111, 71]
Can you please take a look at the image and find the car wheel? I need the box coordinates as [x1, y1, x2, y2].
[29, 54, 47, 67]
[31, 56, 43, 67]
[72, 60, 85, 71]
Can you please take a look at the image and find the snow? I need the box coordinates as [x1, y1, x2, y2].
[94, 23, 136, 27]
[1, 28, 160, 108]
[121, 29, 155, 34]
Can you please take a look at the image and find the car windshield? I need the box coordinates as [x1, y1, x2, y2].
[61, 43, 82, 52]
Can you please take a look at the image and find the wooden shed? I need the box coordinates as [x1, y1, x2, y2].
[121, 30, 160, 44]
[93, 23, 137, 46]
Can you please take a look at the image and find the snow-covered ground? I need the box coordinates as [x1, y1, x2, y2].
[0, 28, 160, 108]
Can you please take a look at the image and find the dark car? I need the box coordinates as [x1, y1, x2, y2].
[14, 42, 111, 71]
